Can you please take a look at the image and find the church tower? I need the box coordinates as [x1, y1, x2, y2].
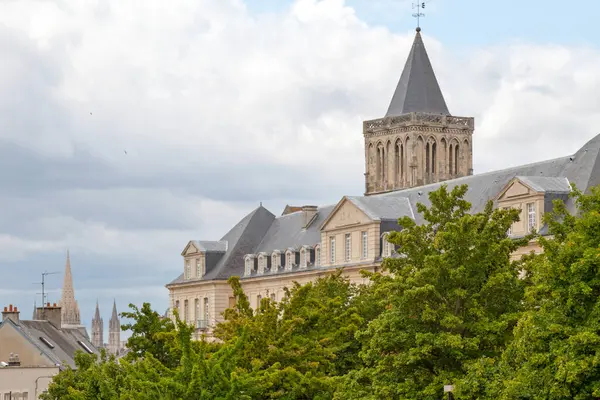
[364, 28, 474, 195]
[59, 250, 81, 327]
[91, 301, 104, 349]
[108, 300, 121, 355]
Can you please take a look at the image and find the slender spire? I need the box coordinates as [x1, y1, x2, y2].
[59, 249, 81, 326]
[94, 300, 101, 320]
[32, 301, 37, 320]
[108, 299, 121, 356]
[110, 299, 118, 321]
[91, 299, 103, 349]
[385, 27, 450, 117]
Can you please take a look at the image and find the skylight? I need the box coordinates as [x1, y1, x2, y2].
[39, 336, 55, 349]
[77, 340, 94, 354]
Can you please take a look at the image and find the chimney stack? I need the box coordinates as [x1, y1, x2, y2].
[36, 304, 62, 328]
[302, 205, 318, 228]
[2, 304, 20, 323]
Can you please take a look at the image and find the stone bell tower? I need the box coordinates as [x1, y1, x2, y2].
[363, 27, 474, 195]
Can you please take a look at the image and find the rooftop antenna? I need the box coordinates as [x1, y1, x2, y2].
[33, 271, 59, 319]
[412, 1, 426, 29]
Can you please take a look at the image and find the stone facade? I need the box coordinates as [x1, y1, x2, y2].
[165, 27, 600, 339]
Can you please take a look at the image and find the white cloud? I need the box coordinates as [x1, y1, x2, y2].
[1, 0, 600, 323]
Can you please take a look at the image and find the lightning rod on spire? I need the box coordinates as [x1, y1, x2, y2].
[412, 1, 426, 29]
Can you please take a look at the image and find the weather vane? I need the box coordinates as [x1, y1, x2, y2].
[412, 1, 426, 29]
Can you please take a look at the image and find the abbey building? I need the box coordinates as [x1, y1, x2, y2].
[165, 28, 600, 338]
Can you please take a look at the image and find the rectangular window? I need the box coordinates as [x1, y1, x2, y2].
[316, 246, 321, 266]
[196, 258, 204, 278]
[504, 207, 512, 235]
[185, 261, 191, 280]
[257, 295, 262, 309]
[361, 231, 368, 259]
[228, 296, 236, 308]
[184, 299, 189, 322]
[203, 297, 209, 322]
[345, 233, 351, 261]
[330, 237, 336, 263]
[527, 202, 536, 232]
[195, 298, 200, 321]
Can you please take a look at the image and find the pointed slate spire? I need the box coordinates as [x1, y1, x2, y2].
[108, 300, 121, 355]
[385, 27, 450, 117]
[59, 249, 81, 326]
[91, 299, 104, 349]
[110, 300, 118, 321]
[94, 300, 101, 320]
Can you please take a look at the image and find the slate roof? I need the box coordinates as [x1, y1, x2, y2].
[191, 240, 228, 252]
[167, 134, 600, 285]
[254, 205, 335, 253]
[516, 176, 571, 194]
[385, 28, 450, 117]
[347, 196, 414, 221]
[0, 318, 100, 370]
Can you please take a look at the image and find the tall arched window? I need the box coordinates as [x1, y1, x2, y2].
[431, 142, 437, 174]
[454, 144, 460, 175]
[425, 142, 430, 174]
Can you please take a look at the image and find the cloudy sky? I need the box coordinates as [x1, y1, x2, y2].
[1, 0, 600, 339]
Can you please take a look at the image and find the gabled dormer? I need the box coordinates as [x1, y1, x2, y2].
[181, 240, 227, 280]
[496, 176, 571, 236]
[285, 248, 298, 271]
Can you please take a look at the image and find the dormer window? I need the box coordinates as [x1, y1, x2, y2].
[300, 247, 309, 269]
[185, 261, 191, 280]
[244, 255, 255, 276]
[382, 232, 393, 258]
[527, 202, 536, 232]
[285, 250, 294, 271]
[272, 252, 280, 272]
[196, 257, 205, 278]
[257, 254, 266, 275]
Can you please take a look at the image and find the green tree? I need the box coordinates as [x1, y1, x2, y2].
[121, 302, 181, 368]
[337, 184, 528, 400]
[485, 185, 600, 399]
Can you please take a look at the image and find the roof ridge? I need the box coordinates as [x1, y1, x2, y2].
[376, 154, 572, 198]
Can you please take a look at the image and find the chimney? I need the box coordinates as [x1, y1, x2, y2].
[36, 303, 62, 328]
[2, 304, 20, 323]
[302, 205, 318, 228]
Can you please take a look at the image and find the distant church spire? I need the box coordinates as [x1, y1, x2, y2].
[363, 27, 474, 195]
[59, 250, 81, 326]
[108, 299, 121, 355]
[385, 27, 450, 117]
[91, 300, 104, 349]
